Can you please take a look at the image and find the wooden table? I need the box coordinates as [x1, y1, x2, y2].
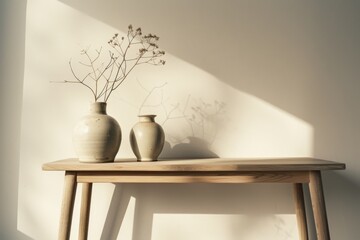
[42, 157, 345, 240]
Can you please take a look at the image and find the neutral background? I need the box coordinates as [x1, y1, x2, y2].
[1, 0, 359, 239]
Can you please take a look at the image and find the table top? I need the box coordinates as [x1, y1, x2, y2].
[42, 157, 345, 172]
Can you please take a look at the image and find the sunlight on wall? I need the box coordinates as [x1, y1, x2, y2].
[151, 214, 297, 240]
[19, 0, 313, 239]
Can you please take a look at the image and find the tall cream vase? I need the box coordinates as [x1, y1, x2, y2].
[73, 102, 121, 162]
[130, 115, 165, 161]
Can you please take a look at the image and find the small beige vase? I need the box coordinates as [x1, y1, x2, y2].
[73, 102, 121, 162]
[130, 115, 165, 161]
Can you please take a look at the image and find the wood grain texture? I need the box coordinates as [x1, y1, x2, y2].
[78, 183, 92, 240]
[59, 172, 77, 240]
[76, 171, 309, 183]
[42, 158, 346, 172]
[293, 183, 308, 240]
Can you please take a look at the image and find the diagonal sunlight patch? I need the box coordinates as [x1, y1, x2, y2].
[151, 214, 298, 240]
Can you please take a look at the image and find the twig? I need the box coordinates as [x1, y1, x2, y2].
[57, 24, 165, 103]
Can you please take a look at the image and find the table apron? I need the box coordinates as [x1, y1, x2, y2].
[75, 171, 310, 184]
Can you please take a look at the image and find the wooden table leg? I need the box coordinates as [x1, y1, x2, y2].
[309, 171, 330, 240]
[293, 183, 308, 240]
[59, 171, 77, 240]
[79, 183, 93, 240]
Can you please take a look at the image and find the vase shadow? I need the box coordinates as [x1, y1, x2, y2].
[158, 137, 218, 160]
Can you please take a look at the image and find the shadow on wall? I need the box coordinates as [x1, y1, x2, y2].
[99, 171, 360, 240]
[319, 172, 360, 239]
[130, 81, 225, 159]
[160, 137, 218, 159]
[101, 183, 297, 240]
[0, 0, 33, 239]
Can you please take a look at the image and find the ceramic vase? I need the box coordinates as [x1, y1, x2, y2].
[130, 115, 165, 161]
[73, 102, 121, 162]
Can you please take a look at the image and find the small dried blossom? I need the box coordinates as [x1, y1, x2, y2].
[62, 24, 166, 103]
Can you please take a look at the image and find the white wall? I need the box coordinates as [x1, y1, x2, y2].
[0, 0, 30, 239]
[4, 0, 359, 239]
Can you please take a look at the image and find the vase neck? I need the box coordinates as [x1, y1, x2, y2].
[139, 115, 156, 122]
[90, 102, 107, 114]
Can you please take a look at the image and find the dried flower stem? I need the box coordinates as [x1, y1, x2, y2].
[57, 25, 165, 102]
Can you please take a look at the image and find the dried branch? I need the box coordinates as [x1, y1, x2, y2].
[57, 24, 165, 102]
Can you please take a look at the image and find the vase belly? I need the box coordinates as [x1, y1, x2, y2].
[73, 102, 121, 162]
[130, 115, 165, 161]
